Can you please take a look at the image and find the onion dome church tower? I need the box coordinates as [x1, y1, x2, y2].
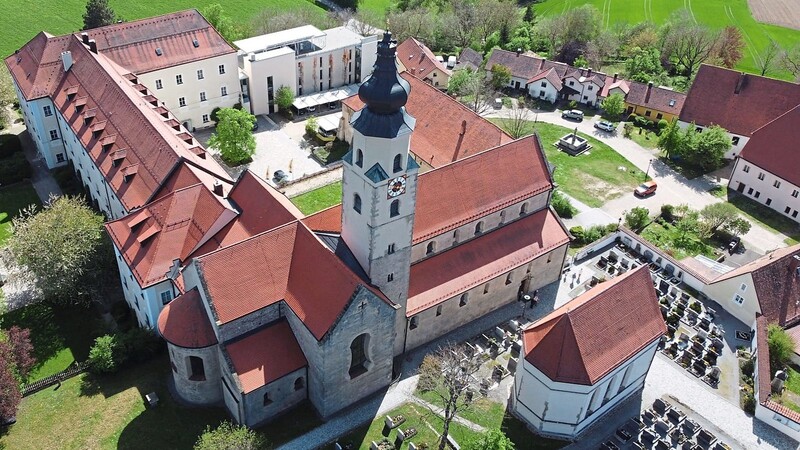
[341, 32, 419, 355]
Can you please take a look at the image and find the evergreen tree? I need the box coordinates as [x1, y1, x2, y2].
[524, 4, 536, 24]
[83, 0, 117, 30]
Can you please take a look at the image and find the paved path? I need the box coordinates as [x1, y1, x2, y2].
[485, 106, 789, 254]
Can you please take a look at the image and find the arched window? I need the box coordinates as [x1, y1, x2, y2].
[499, 210, 506, 224]
[474, 221, 484, 235]
[390, 200, 400, 217]
[520, 202, 529, 216]
[294, 377, 305, 391]
[263, 392, 273, 406]
[505, 272, 513, 285]
[483, 283, 490, 294]
[453, 229, 459, 243]
[426, 241, 435, 255]
[349, 333, 370, 378]
[459, 293, 468, 307]
[393, 154, 403, 173]
[353, 193, 362, 214]
[187, 356, 205, 381]
[356, 149, 363, 167]
[410, 316, 419, 330]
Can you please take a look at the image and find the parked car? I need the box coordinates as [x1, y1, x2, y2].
[634, 180, 658, 197]
[594, 120, 615, 132]
[562, 109, 584, 121]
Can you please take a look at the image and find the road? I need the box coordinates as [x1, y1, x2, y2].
[484, 105, 790, 254]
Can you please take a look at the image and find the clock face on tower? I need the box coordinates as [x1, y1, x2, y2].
[387, 176, 407, 198]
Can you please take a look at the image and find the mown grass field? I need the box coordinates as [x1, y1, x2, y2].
[534, 0, 800, 79]
[0, 0, 327, 60]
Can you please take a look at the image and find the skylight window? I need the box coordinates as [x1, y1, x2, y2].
[192, 39, 199, 48]
[155, 47, 163, 56]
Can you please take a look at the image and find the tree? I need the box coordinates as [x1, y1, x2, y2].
[447, 68, 474, 95]
[8, 196, 106, 305]
[658, 120, 682, 158]
[624, 207, 650, 231]
[600, 93, 625, 118]
[767, 323, 794, 375]
[0, 67, 16, 129]
[351, 9, 380, 36]
[464, 428, 515, 450]
[202, 4, 244, 43]
[418, 344, 481, 450]
[194, 421, 269, 450]
[674, 209, 701, 247]
[699, 202, 740, 235]
[523, 4, 536, 24]
[501, 97, 533, 139]
[82, 0, 116, 30]
[88, 334, 123, 374]
[685, 125, 730, 172]
[489, 64, 512, 90]
[208, 108, 257, 166]
[275, 86, 294, 111]
[0, 326, 35, 420]
[0, 358, 21, 420]
[663, 12, 719, 78]
[452, 70, 495, 114]
[781, 43, 800, 81]
[715, 26, 745, 69]
[624, 47, 665, 83]
[723, 217, 751, 238]
[757, 40, 781, 77]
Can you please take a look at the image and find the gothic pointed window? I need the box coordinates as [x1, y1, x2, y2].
[393, 154, 402, 173]
[475, 221, 484, 235]
[520, 202, 529, 216]
[390, 200, 400, 217]
[349, 333, 370, 378]
[187, 356, 205, 381]
[426, 241, 435, 255]
[356, 149, 363, 167]
[354, 194, 362, 214]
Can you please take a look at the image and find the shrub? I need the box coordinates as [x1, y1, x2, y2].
[551, 190, 577, 218]
[305, 117, 318, 136]
[624, 207, 650, 231]
[0, 152, 32, 184]
[661, 204, 675, 222]
[623, 122, 633, 138]
[768, 324, 795, 374]
[657, 119, 669, 130]
[634, 115, 650, 128]
[689, 301, 702, 313]
[88, 334, 124, 374]
[741, 389, 755, 415]
[194, 421, 269, 450]
[666, 313, 680, 327]
[118, 328, 162, 363]
[210, 107, 222, 123]
[568, 100, 578, 109]
[740, 357, 755, 378]
[0, 134, 22, 158]
[569, 226, 584, 242]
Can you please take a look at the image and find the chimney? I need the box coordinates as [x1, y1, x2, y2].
[460, 120, 467, 136]
[734, 73, 746, 95]
[88, 39, 97, 54]
[645, 82, 653, 104]
[61, 51, 73, 72]
[212, 180, 223, 196]
[516, 48, 522, 57]
[248, 52, 256, 62]
[613, 73, 618, 82]
[81, 33, 89, 45]
[587, 67, 592, 76]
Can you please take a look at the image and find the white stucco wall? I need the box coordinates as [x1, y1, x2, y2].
[527, 80, 559, 103]
[112, 245, 177, 330]
[241, 48, 296, 116]
[136, 53, 241, 130]
[513, 338, 659, 439]
[729, 159, 800, 224]
[13, 83, 67, 169]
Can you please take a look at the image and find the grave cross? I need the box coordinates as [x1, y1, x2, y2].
[358, 300, 368, 311]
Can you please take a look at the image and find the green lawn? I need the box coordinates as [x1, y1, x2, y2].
[491, 120, 643, 207]
[0, 302, 102, 380]
[727, 191, 800, 245]
[0, 182, 41, 245]
[290, 181, 342, 215]
[0, 0, 327, 60]
[358, 0, 393, 17]
[534, 0, 800, 80]
[785, 366, 800, 395]
[627, 126, 659, 149]
[640, 221, 718, 261]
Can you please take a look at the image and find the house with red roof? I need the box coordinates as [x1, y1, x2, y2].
[678, 64, 800, 158]
[512, 266, 665, 439]
[729, 105, 800, 224]
[395, 38, 451, 88]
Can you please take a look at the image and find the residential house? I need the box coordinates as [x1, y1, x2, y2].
[395, 38, 451, 88]
[729, 105, 800, 223]
[679, 64, 800, 158]
[454, 47, 483, 72]
[623, 81, 685, 123]
[234, 25, 377, 115]
[512, 267, 665, 439]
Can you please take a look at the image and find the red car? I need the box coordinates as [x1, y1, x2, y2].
[634, 181, 658, 197]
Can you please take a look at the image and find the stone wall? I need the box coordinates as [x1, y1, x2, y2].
[168, 343, 222, 405]
[242, 367, 308, 427]
[218, 304, 281, 343]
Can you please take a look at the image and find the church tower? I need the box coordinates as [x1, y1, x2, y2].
[341, 32, 418, 353]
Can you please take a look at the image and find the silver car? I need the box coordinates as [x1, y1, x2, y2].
[594, 120, 616, 132]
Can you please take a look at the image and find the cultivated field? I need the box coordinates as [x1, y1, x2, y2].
[748, 0, 800, 31]
[535, 0, 800, 79]
[0, 0, 326, 60]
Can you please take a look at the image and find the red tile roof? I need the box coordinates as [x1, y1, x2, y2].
[106, 183, 236, 288]
[302, 135, 554, 245]
[396, 38, 450, 80]
[527, 68, 562, 91]
[226, 320, 307, 394]
[196, 221, 381, 339]
[625, 82, 686, 117]
[739, 105, 800, 186]
[407, 208, 570, 315]
[83, 9, 236, 74]
[680, 64, 800, 136]
[342, 72, 512, 168]
[158, 288, 217, 348]
[413, 134, 553, 243]
[190, 171, 304, 257]
[600, 79, 629, 98]
[523, 266, 666, 385]
[4, 32, 71, 100]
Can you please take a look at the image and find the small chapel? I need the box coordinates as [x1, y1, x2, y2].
[155, 32, 571, 426]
